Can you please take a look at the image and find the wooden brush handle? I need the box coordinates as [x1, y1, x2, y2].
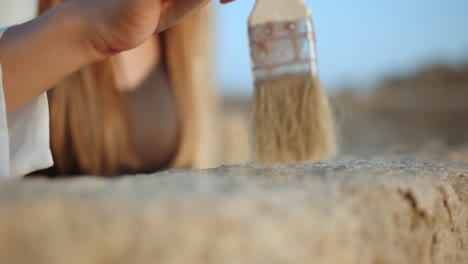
[249, 0, 310, 26]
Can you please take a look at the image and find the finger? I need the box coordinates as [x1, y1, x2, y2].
[156, 0, 210, 32]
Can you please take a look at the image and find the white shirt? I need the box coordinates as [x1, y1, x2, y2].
[0, 1, 53, 178]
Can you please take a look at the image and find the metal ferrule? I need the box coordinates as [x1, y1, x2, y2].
[249, 18, 317, 83]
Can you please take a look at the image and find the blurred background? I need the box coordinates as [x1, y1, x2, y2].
[212, 0, 468, 163]
[2, 0, 467, 169]
[214, 0, 468, 95]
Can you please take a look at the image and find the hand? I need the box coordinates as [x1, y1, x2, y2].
[82, 0, 233, 57]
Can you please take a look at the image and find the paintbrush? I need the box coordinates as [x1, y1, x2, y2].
[249, 0, 336, 164]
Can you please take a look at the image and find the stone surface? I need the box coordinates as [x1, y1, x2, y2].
[0, 157, 467, 264]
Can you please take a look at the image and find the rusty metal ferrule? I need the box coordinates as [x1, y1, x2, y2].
[249, 18, 317, 83]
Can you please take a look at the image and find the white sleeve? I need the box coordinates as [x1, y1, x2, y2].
[0, 27, 53, 179]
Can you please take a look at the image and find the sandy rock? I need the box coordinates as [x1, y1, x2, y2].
[0, 158, 467, 264]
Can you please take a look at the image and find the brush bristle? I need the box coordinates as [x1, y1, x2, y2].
[254, 75, 336, 164]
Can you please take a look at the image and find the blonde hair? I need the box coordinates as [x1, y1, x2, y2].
[39, 0, 216, 175]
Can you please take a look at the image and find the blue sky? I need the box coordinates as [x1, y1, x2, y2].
[212, 0, 468, 96]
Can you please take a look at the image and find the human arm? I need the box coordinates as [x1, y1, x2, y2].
[0, 0, 98, 113]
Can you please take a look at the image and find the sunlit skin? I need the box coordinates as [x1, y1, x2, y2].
[0, 0, 235, 113]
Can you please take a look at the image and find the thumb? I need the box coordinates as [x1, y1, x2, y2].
[156, 0, 210, 32]
[156, 0, 235, 32]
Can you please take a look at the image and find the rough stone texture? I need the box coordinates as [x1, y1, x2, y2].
[0, 157, 467, 264]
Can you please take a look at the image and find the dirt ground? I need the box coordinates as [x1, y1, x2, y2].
[1, 155, 467, 264]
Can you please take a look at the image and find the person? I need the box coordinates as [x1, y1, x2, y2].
[0, 0, 235, 178]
